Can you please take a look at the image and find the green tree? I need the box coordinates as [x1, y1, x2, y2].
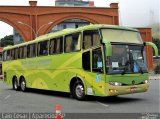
[152, 37, 160, 56]
[0, 35, 13, 47]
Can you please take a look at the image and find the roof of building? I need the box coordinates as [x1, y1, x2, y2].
[55, 0, 89, 3]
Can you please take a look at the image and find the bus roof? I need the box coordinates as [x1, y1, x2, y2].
[3, 24, 138, 51]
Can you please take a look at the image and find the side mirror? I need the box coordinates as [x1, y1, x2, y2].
[103, 41, 112, 57]
[145, 42, 159, 57]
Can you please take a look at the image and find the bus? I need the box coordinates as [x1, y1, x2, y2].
[2, 24, 158, 100]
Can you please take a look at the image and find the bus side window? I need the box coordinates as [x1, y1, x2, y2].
[65, 35, 72, 52]
[20, 46, 25, 59]
[55, 37, 63, 53]
[3, 51, 7, 61]
[83, 30, 101, 49]
[28, 43, 36, 58]
[19, 47, 22, 59]
[93, 32, 100, 46]
[64, 33, 80, 52]
[50, 38, 55, 54]
[23, 46, 27, 58]
[27, 45, 30, 58]
[11, 49, 15, 60]
[92, 48, 103, 73]
[6, 50, 10, 61]
[15, 48, 19, 60]
[82, 51, 91, 71]
[30, 44, 36, 57]
[50, 37, 63, 54]
[83, 34, 91, 49]
[38, 40, 49, 56]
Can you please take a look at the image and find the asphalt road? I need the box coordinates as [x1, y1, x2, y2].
[0, 80, 159, 118]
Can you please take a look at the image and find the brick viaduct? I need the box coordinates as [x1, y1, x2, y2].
[0, 1, 153, 71]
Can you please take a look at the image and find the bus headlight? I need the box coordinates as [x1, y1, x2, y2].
[109, 82, 122, 86]
[144, 80, 148, 84]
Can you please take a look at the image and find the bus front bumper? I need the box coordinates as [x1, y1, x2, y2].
[105, 83, 149, 96]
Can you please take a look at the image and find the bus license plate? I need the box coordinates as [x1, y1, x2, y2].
[130, 87, 137, 92]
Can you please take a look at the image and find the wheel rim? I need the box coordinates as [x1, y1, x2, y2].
[21, 80, 26, 91]
[75, 84, 84, 98]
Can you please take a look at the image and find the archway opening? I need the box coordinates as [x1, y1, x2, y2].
[0, 21, 24, 47]
[49, 19, 90, 33]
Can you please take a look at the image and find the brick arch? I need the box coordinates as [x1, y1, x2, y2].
[45, 15, 99, 34]
[0, 2, 154, 71]
[0, 17, 25, 41]
[0, 3, 119, 41]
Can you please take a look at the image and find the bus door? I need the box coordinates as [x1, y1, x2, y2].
[91, 46, 105, 96]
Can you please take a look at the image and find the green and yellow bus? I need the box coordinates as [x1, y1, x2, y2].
[2, 24, 158, 100]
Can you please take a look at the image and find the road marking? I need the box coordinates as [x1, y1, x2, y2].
[4, 95, 10, 100]
[96, 101, 109, 107]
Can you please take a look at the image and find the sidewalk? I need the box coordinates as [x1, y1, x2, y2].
[149, 74, 160, 80]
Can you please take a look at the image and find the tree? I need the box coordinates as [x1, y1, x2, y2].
[0, 35, 13, 47]
[152, 37, 160, 56]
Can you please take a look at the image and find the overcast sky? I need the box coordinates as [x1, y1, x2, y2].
[0, 0, 159, 38]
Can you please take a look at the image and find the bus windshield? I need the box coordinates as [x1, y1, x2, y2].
[106, 45, 148, 74]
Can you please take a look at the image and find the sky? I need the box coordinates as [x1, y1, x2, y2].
[0, 0, 159, 38]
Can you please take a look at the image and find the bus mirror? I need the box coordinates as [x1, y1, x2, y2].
[105, 43, 112, 57]
[145, 42, 159, 57]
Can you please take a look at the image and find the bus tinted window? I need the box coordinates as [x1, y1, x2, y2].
[27, 45, 30, 58]
[11, 49, 14, 60]
[82, 51, 90, 71]
[50, 37, 63, 54]
[23, 46, 27, 58]
[19, 46, 26, 59]
[64, 33, 80, 52]
[6, 50, 11, 60]
[15, 48, 19, 60]
[38, 40, 49, 56]
[27, 44, 36, 58]
[83, 30, 101, 49]
[19, 47, 23, 59]
[11, 48, 18, 60]
[3, 51, 7, 61]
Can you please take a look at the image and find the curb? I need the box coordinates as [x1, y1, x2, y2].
[149, 75, 160, 80]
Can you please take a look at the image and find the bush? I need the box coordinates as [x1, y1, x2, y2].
[154, 64, 160, 74]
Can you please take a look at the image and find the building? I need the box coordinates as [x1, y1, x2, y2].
[13, 29, 23, 45]
[52, 0, 94, 32]
[55, 0, 94, 7]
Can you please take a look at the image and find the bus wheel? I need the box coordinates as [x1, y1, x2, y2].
[72, 81, 85, 100]
[20, 78, 27, 92]
[12, 77, 19, 91]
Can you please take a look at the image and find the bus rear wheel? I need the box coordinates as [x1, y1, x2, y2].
[72, 80, 85, 100]
[20, 78, 27, 92]
[12, 77, 19, 91]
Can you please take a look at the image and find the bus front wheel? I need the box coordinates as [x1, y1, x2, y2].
[72, 80, 85, 100]
[20, 78, 27, 92]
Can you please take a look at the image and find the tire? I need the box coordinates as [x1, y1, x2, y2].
[12, 77, 20, 91]
[20, 78, 27, 92]
[72, 80, 85, 100]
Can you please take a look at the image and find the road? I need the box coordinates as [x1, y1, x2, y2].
[0, 80, 159, 119]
